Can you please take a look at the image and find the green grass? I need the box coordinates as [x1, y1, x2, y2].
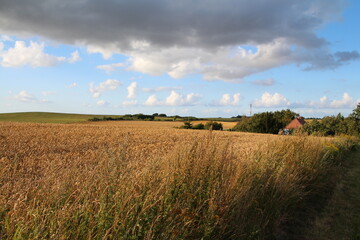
[0, 112, 123, 124]
[0, 112, 242, 124]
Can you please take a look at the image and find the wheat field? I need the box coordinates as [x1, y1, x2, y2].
[0, 121, 356, 239]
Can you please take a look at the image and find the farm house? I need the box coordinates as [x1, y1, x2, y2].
[282, 116, 306, 134]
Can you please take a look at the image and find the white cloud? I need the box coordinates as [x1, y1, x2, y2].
[165, 91, 182, 106]
[14, 90, 37, 102]
[144, 95, 160, 106]
[165, 91, 201, 106]
[128, 54, 170, 77]
[41, 91, 56, 96]
[308, 93, 359, 109]
[127, 82, 137, 99]
[329, 93, 356, 108]
[142, 86, 183, 92]
[167, 59, 202, 79]
[96, 62, 125, 73]
[92, 38, 358, 82]
[67, 82, 78, 88]
[320, 96, 328, 106]
[97, 100, 109, 106]
[219, 93, 242, 106]
[0, 41, 66, 67]
[89, 79, 121, 98]
[287, 92, 360, 110]
[92, 92, 100, 98]
[308, 95, 329, 108]
[253, 92, 290, 107]
[86, 44, 120, 59]
[68, 50, 80, 63]
[126, 39, 294, 82]
[13, 90, 49, 103]
[144, 91, 200, 106]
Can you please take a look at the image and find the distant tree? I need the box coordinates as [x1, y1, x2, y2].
[274, 109, 297, 129]
[205, 121, 223, 130]
[180, 121, 193, 129]
[303, 119, 322, 135]
[192, 123, 205, 129]
[233, 109, 297, 134]
[158, 113, 167, 117]
[321, 116, 343, 136]
[350, 103, 360, 120]
[348, 103, 360, 136]
[301, 104, 360, 136]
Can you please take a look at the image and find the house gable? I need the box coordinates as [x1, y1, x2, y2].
[285, 117, 306, 129]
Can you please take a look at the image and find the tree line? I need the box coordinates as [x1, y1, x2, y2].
[232, 109, 297, 134]
[302, 104, 359, 136]
[232, 103, 360, 136]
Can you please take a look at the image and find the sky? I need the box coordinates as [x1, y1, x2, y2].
[0, 0, 359, 118]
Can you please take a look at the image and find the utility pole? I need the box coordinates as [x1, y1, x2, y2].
[250, 104, 252, 116]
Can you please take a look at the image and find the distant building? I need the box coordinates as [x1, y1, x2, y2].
[281, 116, 306, 135]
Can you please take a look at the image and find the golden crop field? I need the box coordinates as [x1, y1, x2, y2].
[0, 121, 356, 239]
[188, 121, 238, 130]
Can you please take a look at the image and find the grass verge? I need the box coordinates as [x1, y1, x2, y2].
[0, 112, 121, 124]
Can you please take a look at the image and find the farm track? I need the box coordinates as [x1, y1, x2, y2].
[305, 149, 360, 240]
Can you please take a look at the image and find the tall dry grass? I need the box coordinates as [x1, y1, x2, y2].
[0, 122, 357, 239]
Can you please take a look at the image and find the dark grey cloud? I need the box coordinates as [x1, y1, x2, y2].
[335, 51, 360, 62]
[1, 0, 357, 81]
[302, 50, 360, 71]
[0, 0, 345, 49]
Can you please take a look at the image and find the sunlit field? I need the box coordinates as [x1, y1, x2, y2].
[0, 121, 357, 239]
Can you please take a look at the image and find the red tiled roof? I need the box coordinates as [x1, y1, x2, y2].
[285, 117, 306, 129]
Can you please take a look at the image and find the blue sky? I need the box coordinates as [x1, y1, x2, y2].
[0, 0, 359, 117]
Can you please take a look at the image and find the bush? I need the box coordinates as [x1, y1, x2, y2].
[89, 117, 102, 121]
[233, 109, 297, 134]
[133, 114, 155, 121]
[205, 121, 223, 130]
[192, 123, 205, 129]
[180, 121, 219, 130]
[180, 121, 193, 129]
[88, 117, 124, 121]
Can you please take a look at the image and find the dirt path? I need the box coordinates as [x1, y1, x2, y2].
[305, 149, 360, 240]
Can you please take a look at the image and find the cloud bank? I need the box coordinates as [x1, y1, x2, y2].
[0, 0, 358, 80]
[253, 92, 359, 109]
[0, 41, 65, 67]
[0, 41, 80, 67]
